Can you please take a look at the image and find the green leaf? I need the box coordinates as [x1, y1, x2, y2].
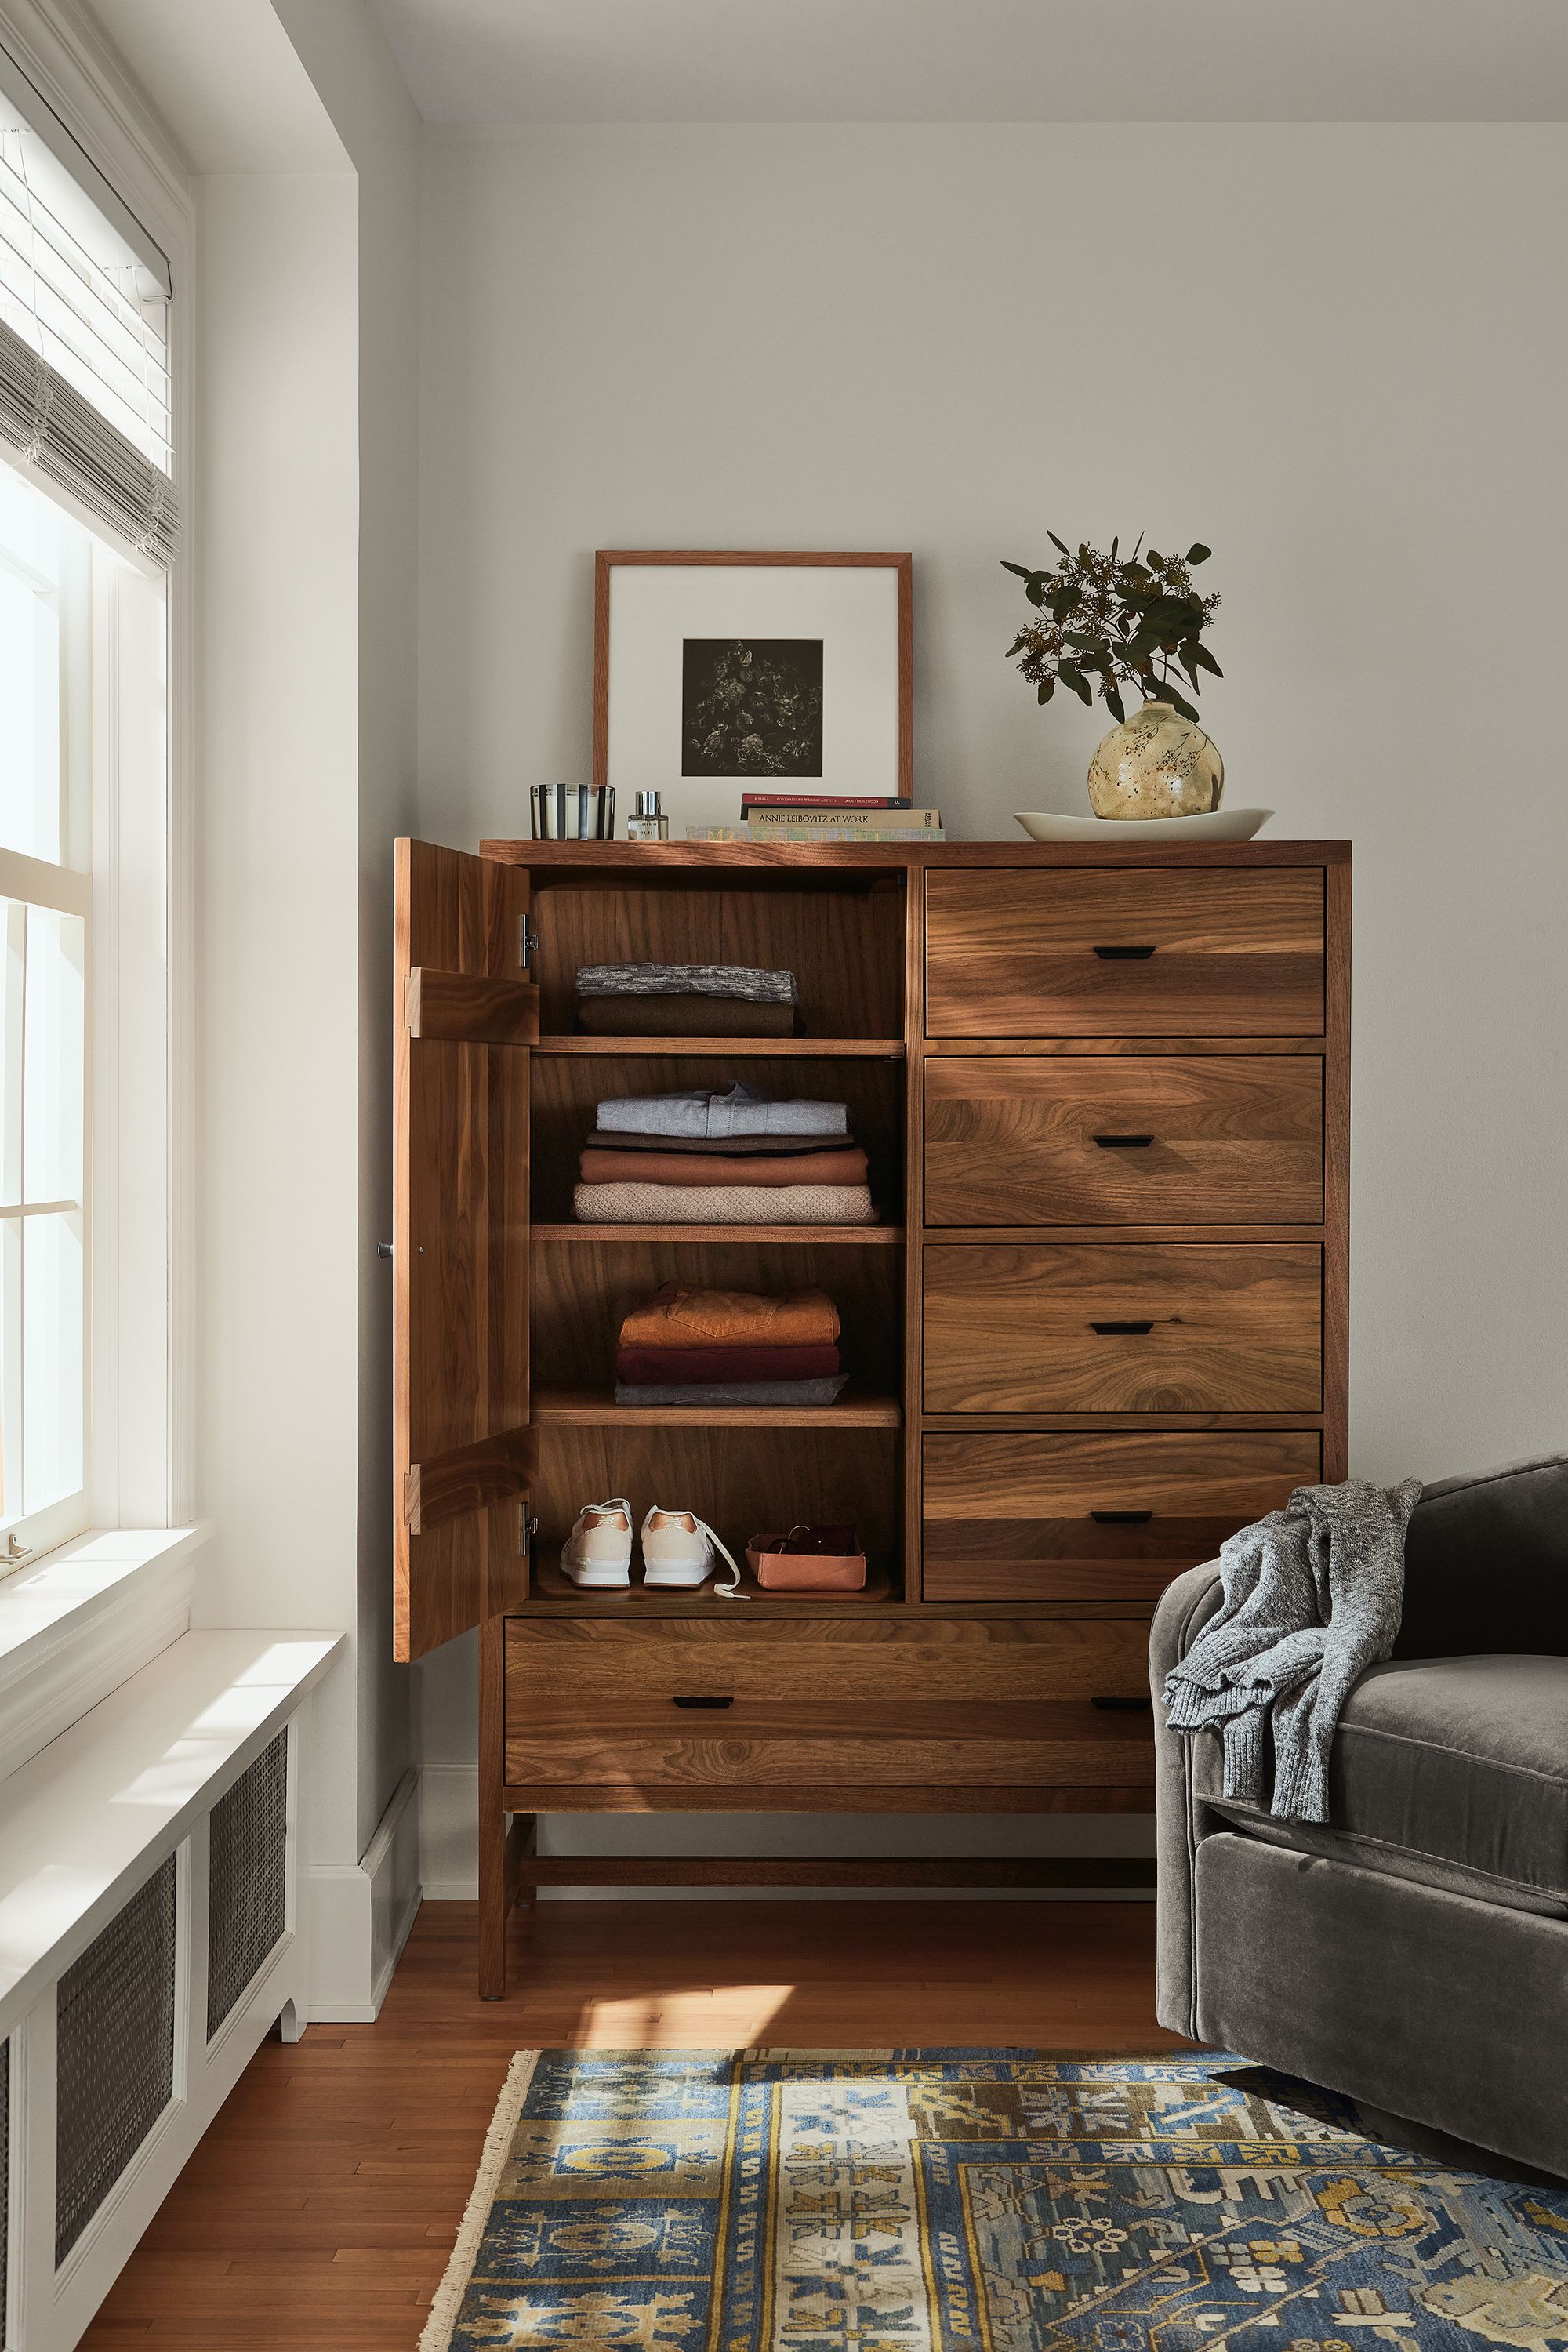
[1025, 580, 1046, 606]
[1047, 530, 1070, 557]
[1001, 561, 1034, 578]
[1057, 662, 1094, 706]
[1005, 635, 1029, 658]
[1036, 677, 1054, 704]
[1105, 684, 1126, 723]
[1164, 687, 1200, 722]
[1185, 543, 1212, 564]
[1064, 630, 1105, 651]
[1191, 643, 1223, 676]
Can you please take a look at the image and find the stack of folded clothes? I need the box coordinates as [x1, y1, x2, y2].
[615, 1284, 847, 1406]
[574, 1083, 876, 1225]
[575, 963, 803, 1037]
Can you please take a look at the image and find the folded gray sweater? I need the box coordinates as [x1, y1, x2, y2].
[1162, 1477, 1422, 1824]
[596, 1082, 848, 1139]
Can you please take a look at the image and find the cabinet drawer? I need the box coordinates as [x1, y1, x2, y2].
[503, 1616, 1153, 1795]
[924, 1056, 1323, 1226]
[923, 1429, 1321, 1602]
[925, 869, 1325, 1036]
[923, 1243, 1323, 1413]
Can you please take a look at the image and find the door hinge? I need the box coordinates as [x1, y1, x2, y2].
[520, 1508, 538, 1555]
[520, 915, 539, 970]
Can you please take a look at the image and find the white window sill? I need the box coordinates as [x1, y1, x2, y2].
[0, 1524, 209, 1783]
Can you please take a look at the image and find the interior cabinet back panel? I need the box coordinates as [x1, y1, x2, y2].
[531, 878, 906, 1037]
[922, 1428, 1323, 1602]
[924, 1243, 1323, 1413]
[926, 868, 1325, 1036]
[924, 1054, 1324, 1226]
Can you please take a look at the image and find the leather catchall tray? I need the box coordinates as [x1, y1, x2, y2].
[746, 1526, 867, 1592]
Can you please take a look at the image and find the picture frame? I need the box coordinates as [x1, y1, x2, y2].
[593, 550, 913, 809]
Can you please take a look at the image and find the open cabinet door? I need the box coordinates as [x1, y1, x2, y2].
[393, 840, 539, 1661]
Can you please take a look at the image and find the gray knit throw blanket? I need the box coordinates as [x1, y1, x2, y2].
[1163, 1478, 1422, 1824]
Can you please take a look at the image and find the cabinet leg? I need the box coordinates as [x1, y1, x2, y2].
[479, 1801, 510, 2000]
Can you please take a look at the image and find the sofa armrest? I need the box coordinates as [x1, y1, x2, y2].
[1149, 1563, 1227, 2039]
[1394, 1452, 1568, 1661]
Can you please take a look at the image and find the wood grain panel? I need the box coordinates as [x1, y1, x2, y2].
[503, 1732, 1152, 1791]
[530, 878, 906, 1038]
[924, 1056, 1323, 1226]
[394, 840, 533, 1661]
[923, 1243, 1323, 1414]
[506, 1613, 1151, 1703]
[925, 868, 1325, 1036]
[405, 966, 539, 1045]
[922, 1428, 1322, 1602]
[502, 1781, 1156, 1814]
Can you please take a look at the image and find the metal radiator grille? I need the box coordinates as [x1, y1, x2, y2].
[55, 1853, 177, 2267]
[206, 1730, 288, 2041]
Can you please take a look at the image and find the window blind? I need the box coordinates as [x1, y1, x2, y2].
[0, 47, 176, 564]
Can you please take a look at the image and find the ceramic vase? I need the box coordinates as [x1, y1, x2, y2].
[1087, 699, 1224, 820]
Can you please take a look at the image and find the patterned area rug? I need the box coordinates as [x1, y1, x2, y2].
[420, 2049, 1568, 2352]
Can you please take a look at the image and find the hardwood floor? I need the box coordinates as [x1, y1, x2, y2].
[85, 1895, 1185, 2348]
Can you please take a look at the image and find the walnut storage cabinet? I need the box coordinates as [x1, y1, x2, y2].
[392, 837, 1350, 1994]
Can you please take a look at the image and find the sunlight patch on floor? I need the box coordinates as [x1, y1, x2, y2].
[575, 1986, 798, 2045]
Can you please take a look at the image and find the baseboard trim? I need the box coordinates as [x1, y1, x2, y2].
[308, 1766, 421, 2020]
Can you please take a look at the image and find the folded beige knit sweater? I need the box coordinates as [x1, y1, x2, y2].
[573, 1181, 877, 1226]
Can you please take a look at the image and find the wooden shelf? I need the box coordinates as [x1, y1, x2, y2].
[534, 1221, 903, 1244]
[532, 1387, 902, 1429]
[521, 1554, 898, 1611]
[532, 1036, 905, 1058]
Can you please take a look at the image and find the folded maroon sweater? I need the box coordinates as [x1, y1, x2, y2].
[615, 1341, 841, 1385]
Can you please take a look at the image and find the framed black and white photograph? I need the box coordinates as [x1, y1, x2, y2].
[593, 551, 913, 818]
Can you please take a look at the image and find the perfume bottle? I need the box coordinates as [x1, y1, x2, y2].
[625, 789, 669, 843]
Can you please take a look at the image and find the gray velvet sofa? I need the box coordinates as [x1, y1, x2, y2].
[1152, 1451, 1568, 2180]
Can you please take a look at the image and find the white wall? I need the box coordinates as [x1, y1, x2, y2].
[412, 122, 1568, 1883]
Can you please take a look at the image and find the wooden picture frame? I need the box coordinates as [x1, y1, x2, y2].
[593, 550, 913, 803]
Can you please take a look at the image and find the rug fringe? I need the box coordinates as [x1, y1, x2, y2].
[419, 2048, 540, 2352]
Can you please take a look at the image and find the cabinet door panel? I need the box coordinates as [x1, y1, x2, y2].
[394, 840, 538, 1661]
[926, 869, 1325, 1036]
[922, 1429, 1321, 1602]
[924, 1055, 1323, 1226]
[923, 1243, 1323, 1414]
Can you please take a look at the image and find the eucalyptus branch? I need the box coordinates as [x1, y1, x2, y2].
[1003, 536, 1221, 727]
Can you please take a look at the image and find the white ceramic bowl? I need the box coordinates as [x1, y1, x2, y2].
[1014, 808, 1273, 844]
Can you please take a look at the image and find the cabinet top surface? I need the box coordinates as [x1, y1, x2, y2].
[483, 838, 1351, 871]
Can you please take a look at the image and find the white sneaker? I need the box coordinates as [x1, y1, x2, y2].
[640, 1506, 742, 1594]
[560, 1497, 633, 1588]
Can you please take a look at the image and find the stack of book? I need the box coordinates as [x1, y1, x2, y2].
[688, 793, 944, 844]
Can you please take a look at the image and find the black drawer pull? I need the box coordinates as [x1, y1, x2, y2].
[1091, 1695, 1153, 1712]
[1094, 1133, 1153, 1149]
[1092, 944, 1156, 960]
[1091, 1319, 1153, 1336]
[672, 1695, 734, 1710]
[1090, 1509, 1154, 1525]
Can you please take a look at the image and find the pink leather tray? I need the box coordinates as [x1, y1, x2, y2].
[746, 1534, 868, 1592]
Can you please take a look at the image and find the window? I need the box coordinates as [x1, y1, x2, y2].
[0, 458, 92, 1565]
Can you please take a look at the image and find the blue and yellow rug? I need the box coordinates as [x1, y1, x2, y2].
[421, 2049, 1568, 2352]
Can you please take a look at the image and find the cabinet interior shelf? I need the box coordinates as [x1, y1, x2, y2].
[532, 1035, 906, 1058]
[533, 1222, 904, 1245]
[531, 1387, 902, 1429]
[524, 1555, 898, 1611]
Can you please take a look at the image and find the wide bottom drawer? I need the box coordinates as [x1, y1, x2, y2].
[503, 1616, 1154, 1795]
[923, 1430, 1321, 1603]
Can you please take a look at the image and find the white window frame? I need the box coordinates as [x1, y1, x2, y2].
[0, 0, 193, 1654]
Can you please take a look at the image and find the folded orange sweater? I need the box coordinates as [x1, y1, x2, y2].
[619, 1283, 840, 1348]
[579, 1145, 867, 1190]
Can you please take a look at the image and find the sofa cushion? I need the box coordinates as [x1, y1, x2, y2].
[1396, 1452, 1568, 1659]
[1196, 1653, 1568, 1918]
